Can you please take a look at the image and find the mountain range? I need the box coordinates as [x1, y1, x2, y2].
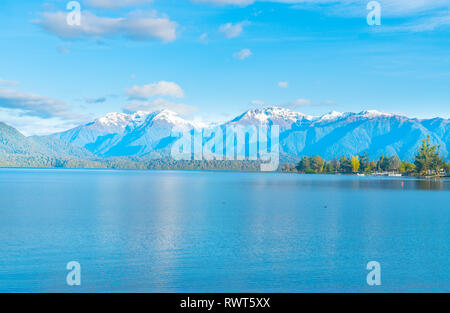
[1, 107, 449, 168]
[0, 121, 98, 167]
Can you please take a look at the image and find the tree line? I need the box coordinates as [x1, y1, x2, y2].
[283, 136, 449, 177]
[2, 135, 449, 176]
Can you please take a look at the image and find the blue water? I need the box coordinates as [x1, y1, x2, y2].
[0, 168, 449, 292]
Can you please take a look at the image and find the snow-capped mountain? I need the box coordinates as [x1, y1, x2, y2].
[53, 109, 201, 157]
[228, 107, 314, 129]
[55, 111, 149, 149]
[51, 107, 450, 161]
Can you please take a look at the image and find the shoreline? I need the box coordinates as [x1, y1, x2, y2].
[1, 165, 449, 179]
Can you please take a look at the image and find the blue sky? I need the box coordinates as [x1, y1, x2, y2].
[0, 0, 449, 135]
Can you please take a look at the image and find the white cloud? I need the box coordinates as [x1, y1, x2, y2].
[322, 100, 337, 106]
[278, 81, 288, 88]
[84, 0, 153, 9]
[290, 98, 313, 107]
[35, 10, 177, 42]
[196, 1, 450, 33]
[85, 97, 107, 103]
[126, 81, 185, 99]
[251, 100, 265, 106]
[124, 81, 196, 116]
[219, 21, 249, 38]
[288, 98, 337, 108]
[369, 0, 450, 17]
[58, 46, 71, 54]
[0, 78, 19, 87]
[384, 11, 450, 32]
[0, 87, 80, 119]
[123, 98, 198, 116]
[192, 0, 254, 6]
[194, 1, 450, 18]
[234, 48, 252, 60]
[286, 0, 450, 21]
[0, 108, 80, 136]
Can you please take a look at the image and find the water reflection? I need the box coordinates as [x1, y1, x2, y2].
[283, 175, 449, 191]
[0, 169, 449, 292]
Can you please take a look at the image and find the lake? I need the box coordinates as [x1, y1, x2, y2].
[0, 168, 449, 292]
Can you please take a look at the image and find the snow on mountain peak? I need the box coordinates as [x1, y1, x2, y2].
[233, 106, 314, 126]
[131, 111, 151, 119]
[148, 109, 198, 128]
[152, 109, 180, 120]
[359, 110, 393, 118]
[97, 112, 130, 126]
[53, 106, 450, 160]
[89, 108, 399, 134]
[318, 111, 345, 121]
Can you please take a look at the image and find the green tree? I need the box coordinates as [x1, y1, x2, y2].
[324, 161, 334, 174]
[311, 155, 325, 173]
[445, 162, 450, 174]
[296, 157, 312, 173]
[389, 155, 401, 172]
[400, 161, 415, 174]
[377, 155, 384, 171]
[367, 161, 377, 173]
[378, 155, 391, 172]
[339, 156, 353, 173]
[331, 157, 339, 173]
[358, 152, 370, 172]
[414, 136, 444, 175]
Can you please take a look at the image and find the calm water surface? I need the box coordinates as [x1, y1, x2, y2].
[0, 168, 449, 292]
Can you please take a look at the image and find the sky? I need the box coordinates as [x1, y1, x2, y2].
[0, 0, 449, 135]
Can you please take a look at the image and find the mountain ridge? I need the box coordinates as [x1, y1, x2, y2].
[0, 121, 101, 168]
[1, 107, 449, 165]
[52, 107, 449, 161]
